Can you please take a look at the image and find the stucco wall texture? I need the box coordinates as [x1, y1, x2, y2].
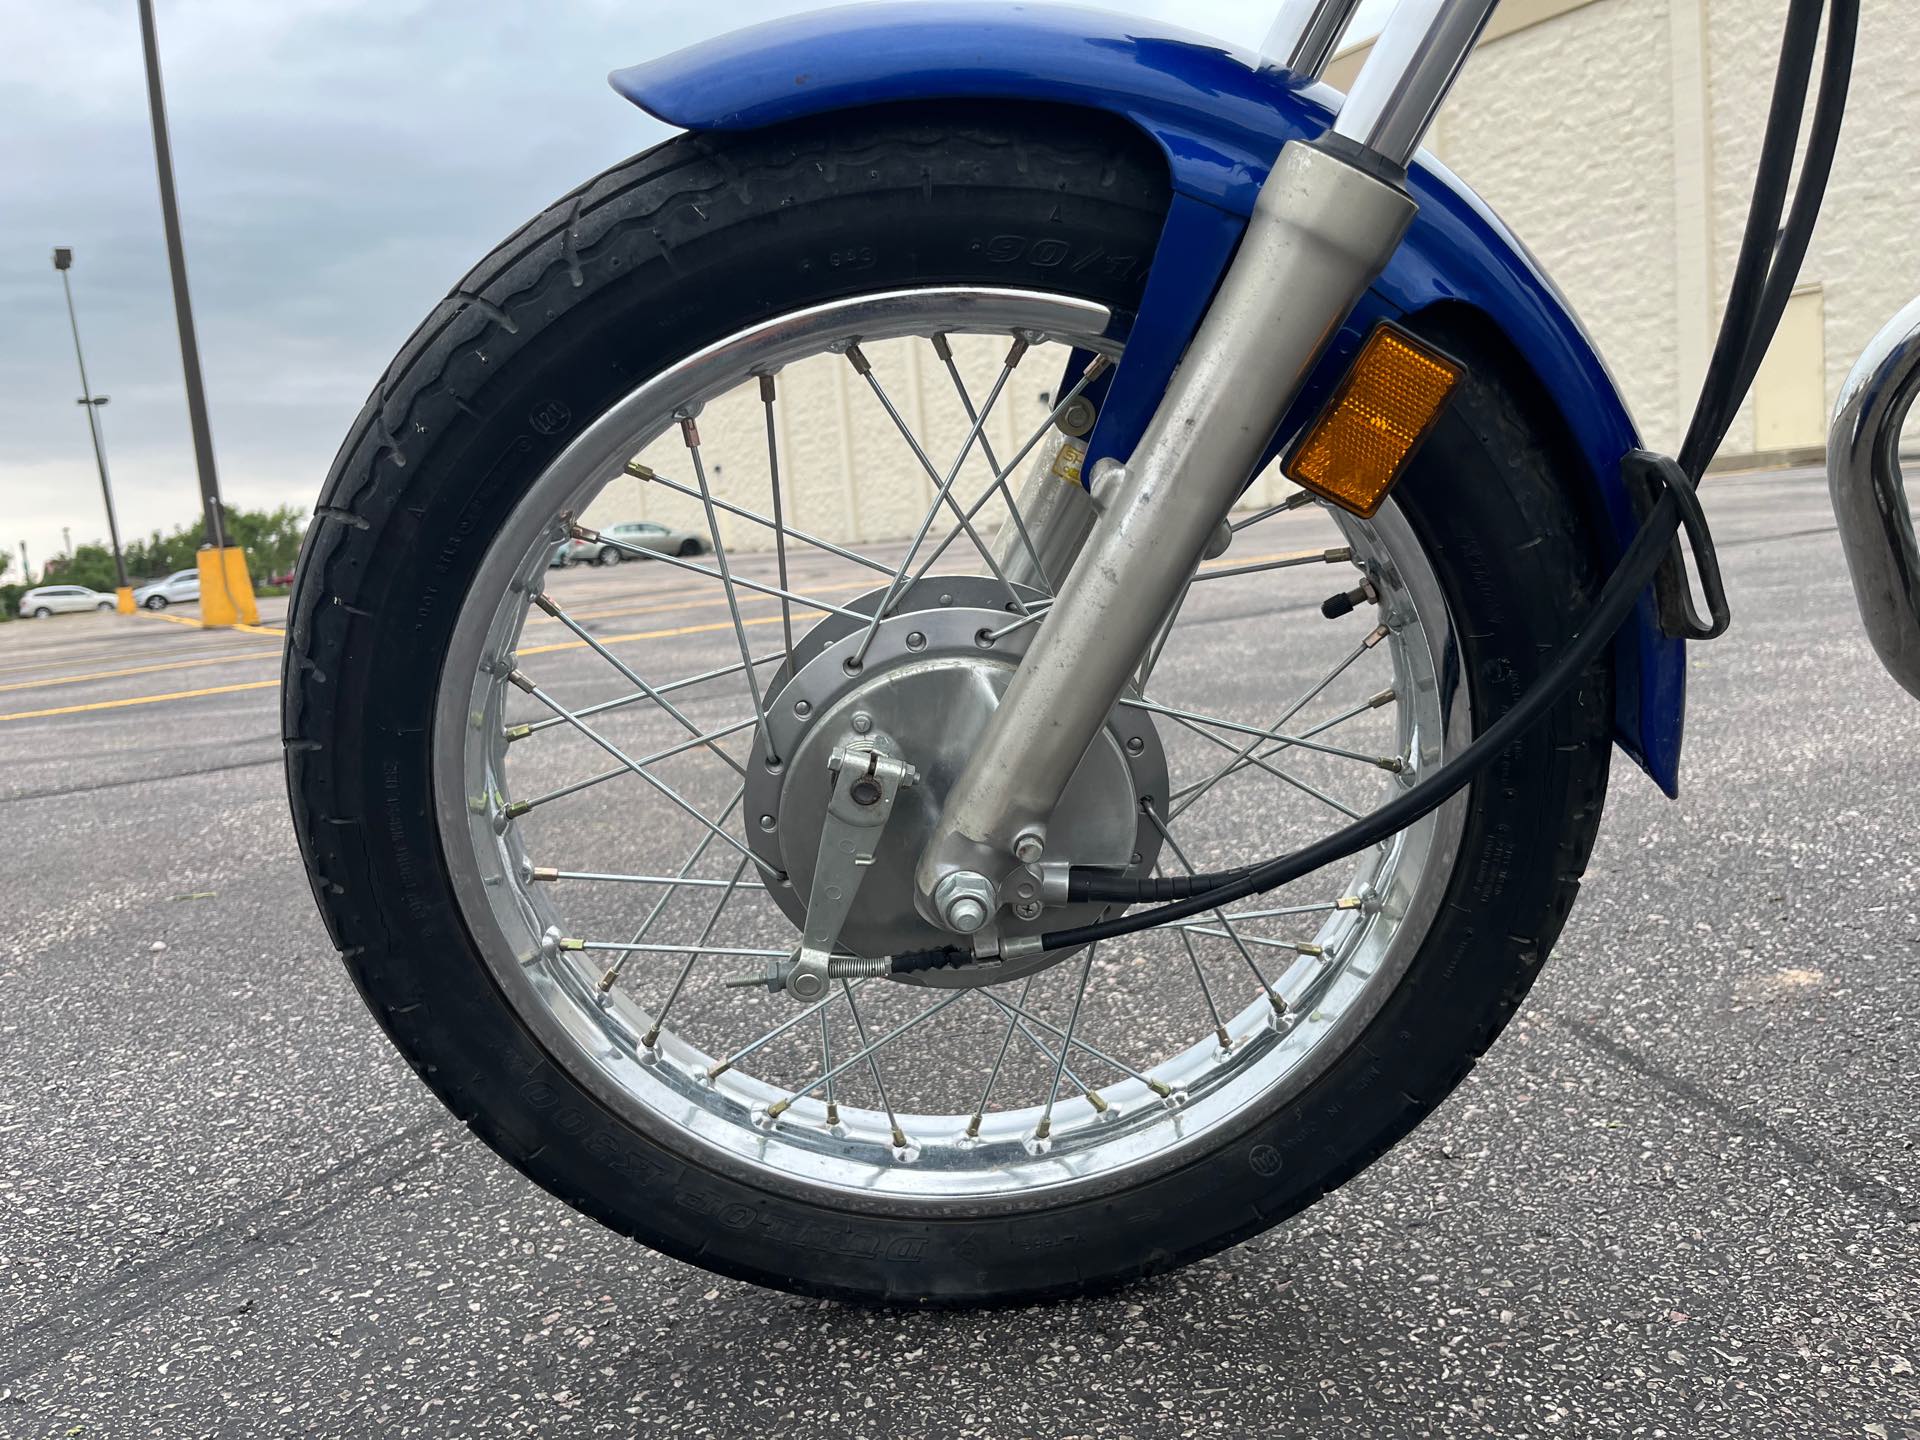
[1423, 0, 1919, 458]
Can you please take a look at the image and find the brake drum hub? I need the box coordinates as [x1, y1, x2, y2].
[745, 578, 1166, 986]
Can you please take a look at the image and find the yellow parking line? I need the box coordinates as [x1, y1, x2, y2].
[0, 547, 1309, 722]
[130, 609, 285, 637]
[234, 621, 286, 637]
[0, 649, 283, 695]
[0, 679, 279, 724]
[135, 609, 204, 628]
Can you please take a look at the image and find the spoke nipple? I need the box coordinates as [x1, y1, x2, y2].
[703, 1057, 728, 1077]
[931, 332, 953, 362]
[597, 969, 618, 993]
[757, 373, 777, 403]
[1267, 994, 1289, 1018]
[842, 342, 871, 376]
[504, 723, 533, 743]
[1004, 335, 1030, 368]
[678, 415, 701, 448]
[558, 937, 586, 952]
[964, 1114, 982, 1139]
[1283, 489, 1317, 510]
[502, 799, 532, 820]
[507, 668, 536, 694]
[1085, 1091, 1109, 1114]
[890, 1126, 909, 1151]
[1033, 1118, 1052, 1141]
[1335, 895, 1362, 911]
[766, 1097, 791, 1120]
[1147, 1079, 1173, 1099]
[624, 459, 656, 481]
[825, 1102, 840, 1128]
[1083, 353, 1112, 380]
[1368, 687, 1398, 709]
[1326, 546, 1355, 563]
[1295, 943, 1325, 958]
[1375, 756, 1406, 774]
[1363, 624, 1391, 649]
[569, 521, 600, 543]
[530, 865, 560, 883]
[531, 592, 561, 617]
[1216, 1026, 1233, 1049]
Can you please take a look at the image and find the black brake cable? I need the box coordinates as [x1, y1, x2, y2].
[1005, 0, 1858, 957]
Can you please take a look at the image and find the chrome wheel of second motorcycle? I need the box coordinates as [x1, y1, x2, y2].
[435, 286, 1463, 1212]
[286, 109, 1613, 1302]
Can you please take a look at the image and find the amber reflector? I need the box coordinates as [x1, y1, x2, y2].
[1283, 325, 1463, 517]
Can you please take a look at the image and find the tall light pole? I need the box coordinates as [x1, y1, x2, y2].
[138, 0, 256, 625]
[52, 246, 133, 607]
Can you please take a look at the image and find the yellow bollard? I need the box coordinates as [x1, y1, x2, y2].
[195, 546, 259, 627]
[114, 586, 136, 615]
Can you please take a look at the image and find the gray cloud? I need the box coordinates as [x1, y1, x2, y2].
[1, 0, 1386, 577]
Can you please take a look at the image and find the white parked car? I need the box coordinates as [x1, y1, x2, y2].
[17, 584, 117, 618]
[133, 569, 201, 610]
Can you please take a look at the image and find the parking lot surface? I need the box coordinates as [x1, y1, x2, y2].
[1, 467, 1915, 1438]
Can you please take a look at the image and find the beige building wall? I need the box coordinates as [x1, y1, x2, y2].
[583, 333, 1298, 555]
[1331, 0, 1920, 464]
[592, 0, 1918, 554]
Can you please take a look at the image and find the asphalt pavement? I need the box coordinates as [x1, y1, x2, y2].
[0, 467, 1915, 1438]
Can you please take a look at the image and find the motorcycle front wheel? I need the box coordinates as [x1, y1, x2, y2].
[285, 104, 1612, 1304]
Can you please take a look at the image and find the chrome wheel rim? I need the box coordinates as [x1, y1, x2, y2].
[432, 286, 1469, 1215]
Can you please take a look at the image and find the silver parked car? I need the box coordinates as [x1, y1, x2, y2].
[17, 584, 117, 618]
[554, 521, 707, 567]
[132, 569, 200, 610]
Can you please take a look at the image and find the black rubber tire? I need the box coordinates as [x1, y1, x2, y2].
[32, 608, 51, 620]
[595, 545, 620, 567]
[145, 596, 167, 610]
[676, 538, 701, 557]
[284, 104, 1612, 1306]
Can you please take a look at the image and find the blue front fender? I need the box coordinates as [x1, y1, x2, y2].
[610, 2, 1686, 794]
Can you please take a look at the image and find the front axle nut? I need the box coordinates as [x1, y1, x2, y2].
[932, 871, 999, 935]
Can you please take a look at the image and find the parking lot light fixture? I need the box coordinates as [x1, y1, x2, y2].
[52, 246, 134, 613]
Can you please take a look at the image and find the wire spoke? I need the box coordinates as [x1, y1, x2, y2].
[576, 524, 869, 622]
[1151, 703, 1367, 823]
[1121, 692, 1403, 772]
[639, 854, 755, 1046]
[507, 718, 756, 818]
[681, 416, 776, 762]
[1161, 625, 1389, 819]
[766, 985, 973, 1140]
[966, 974, 1037, 1137]
[1228, 491, 1318, 532]
[1036, 945, 1097, 1139]
[975, 989, 1172, 1096]
[908, 353, 1111, 584]
[532, 592, 751, 777]
[535, 868, 767, 891]
[511, 670, 760, 867]
[707, 979, 873, 1079]
[512, 653, 783, 741]
[761, 373, 798, 672]
[626, 474, 895, 586]
[850, 343, 1031, 615]
[843, 339, 1025, 668]
[1145, 802, 1284, 1016]
[1186, 546, 1353, 585]
[932, 333, 1051, 591]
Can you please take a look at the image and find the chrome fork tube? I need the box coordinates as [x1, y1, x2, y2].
[915, 0, 1498, 927]
[1260, 0, 1367, 81]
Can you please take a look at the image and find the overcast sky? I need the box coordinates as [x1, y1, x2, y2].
[2, 0, 1390, 579]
